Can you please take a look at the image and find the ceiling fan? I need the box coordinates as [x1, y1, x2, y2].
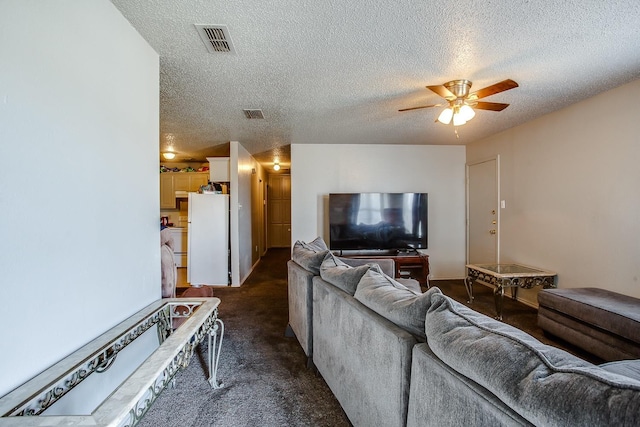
[399, 79, 519, 126]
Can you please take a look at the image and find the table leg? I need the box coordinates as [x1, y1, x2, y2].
[464, 276, 474, 304]
[510, 279, 518, 300]
[493, 283, 505, 321]
[207, 318, 225, 389]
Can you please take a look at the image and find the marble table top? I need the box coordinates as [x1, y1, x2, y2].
[0, 298, 220, 426]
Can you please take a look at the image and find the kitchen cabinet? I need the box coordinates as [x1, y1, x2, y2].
[160, 174, 175, 209]
[190, 173, 209, 190]
[159, 172, 209, 208]
[174, 172, 208, 192]
[173, 174, 191, 192]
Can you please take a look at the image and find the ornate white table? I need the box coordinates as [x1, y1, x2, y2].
[0, 298, 224, 427]
[465, 263, 557, 320]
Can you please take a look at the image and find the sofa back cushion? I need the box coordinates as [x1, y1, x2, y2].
[425, 292, 640, 426]
[319, 252, 373, 295]
[354, 267, 441, 338]
[291, 237, 329, 275]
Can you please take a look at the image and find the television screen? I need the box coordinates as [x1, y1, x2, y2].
[329, 193, 428, 251]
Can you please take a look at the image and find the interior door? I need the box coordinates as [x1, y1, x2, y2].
[467, 158, 499, 264]
[267, 174, 291, 248]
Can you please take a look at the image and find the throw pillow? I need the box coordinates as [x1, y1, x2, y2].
[319, 252, 374, 295]
[354, 267, 442, 338]
[299, 236, 328, 252]
[425, 292, 640, 426]
[291, 237, 329, 275]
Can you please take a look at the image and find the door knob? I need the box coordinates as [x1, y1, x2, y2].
[489, 229, 496, 235]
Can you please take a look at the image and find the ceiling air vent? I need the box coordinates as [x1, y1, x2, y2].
[194, 24, 236, 54]
[243, 109, 265, 119]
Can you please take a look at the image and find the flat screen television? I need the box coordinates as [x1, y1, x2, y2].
[329, 193, 428, 252]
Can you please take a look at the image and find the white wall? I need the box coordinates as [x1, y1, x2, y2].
[467, 79, 640, 304]
[0, 1, 159, 396]
[291, 144, 466, 279]
[230, 141, 260, 285]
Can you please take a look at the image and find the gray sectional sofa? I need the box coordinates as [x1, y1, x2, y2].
[287, 238, 640, 427]
[286, 237, 420, 368]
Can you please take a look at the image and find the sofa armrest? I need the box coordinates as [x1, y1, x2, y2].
[287, 260, 315, 357]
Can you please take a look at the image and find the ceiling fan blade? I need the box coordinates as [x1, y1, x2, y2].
[469, 79, 518, 100]
[427, 85, 455, 100]
[398, 104, 442, 112]
[473, 101, 510, 111]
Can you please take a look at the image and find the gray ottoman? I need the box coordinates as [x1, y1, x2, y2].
[538, 287, 640, 361]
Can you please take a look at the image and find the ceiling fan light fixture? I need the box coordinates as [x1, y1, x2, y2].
[163, 152, 176, 160]
[452, 112, 467, 127]
[400, 78, 518, 128]
[437, 107, 454, 124]
[459, 104, 476, 121]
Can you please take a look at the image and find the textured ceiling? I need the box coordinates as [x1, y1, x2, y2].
[110, 0, 640, 170]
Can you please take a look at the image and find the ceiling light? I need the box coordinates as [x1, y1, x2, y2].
[452, 112, 467, 127]
[273, 162, 281, 171]
[437, 104, 475, 127]
[437, 108, 454, 125]
[163, 152, 176, 160]
[459, 105, 476, 122]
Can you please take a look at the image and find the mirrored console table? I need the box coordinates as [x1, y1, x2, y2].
[465, 263, 556, 320]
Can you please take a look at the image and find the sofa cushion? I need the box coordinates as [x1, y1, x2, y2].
[425, 292, 640, 426]
[600, 360, 640, 382]
[320, 252, 373, 295]
[291, 237, 329, 275]
[354, 267, 441, 338]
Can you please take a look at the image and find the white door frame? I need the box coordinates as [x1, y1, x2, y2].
[466, 155, 501, 264]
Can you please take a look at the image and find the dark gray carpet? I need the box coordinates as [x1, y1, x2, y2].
[138, 249, 350, 427]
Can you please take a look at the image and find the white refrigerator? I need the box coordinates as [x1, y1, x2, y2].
[187, 193, 230, 286]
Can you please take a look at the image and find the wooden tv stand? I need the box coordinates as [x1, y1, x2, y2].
[341, 251, 430, 286]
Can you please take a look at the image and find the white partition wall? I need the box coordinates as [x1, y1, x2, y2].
[0, 1, 159, 396]
[291, 144, 466, 279]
